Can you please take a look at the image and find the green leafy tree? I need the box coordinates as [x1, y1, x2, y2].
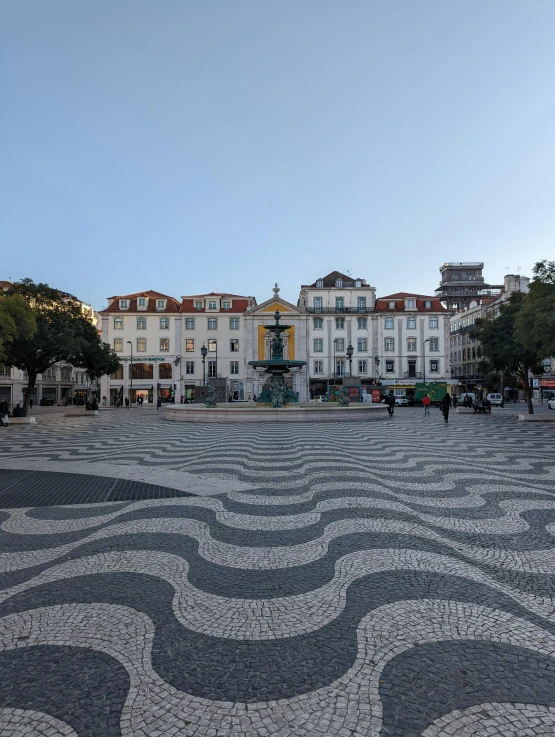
[5, 279, 119, 415]
[0, 294, 36, 363]
[514, 260, 555, 358]
[471, 292, 545, 414]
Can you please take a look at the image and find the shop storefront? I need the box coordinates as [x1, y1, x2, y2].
[132, 387, 153, 404]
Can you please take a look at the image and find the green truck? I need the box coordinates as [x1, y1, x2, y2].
[413, 382, 448, 405]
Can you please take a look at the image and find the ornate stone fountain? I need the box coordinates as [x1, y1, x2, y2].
[248, 310, 307, 407]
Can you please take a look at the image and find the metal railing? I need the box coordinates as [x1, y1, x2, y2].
[306, 307, 373, 314]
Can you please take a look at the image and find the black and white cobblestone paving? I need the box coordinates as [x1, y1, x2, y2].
[0, 409, 554, 736]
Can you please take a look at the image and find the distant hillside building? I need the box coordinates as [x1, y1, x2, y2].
[435, 262, 503, 309]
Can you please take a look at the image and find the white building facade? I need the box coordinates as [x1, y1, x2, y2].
[374, 293, 452, 393]
[99, 291, 182, 405]
[297, 271, 377, 397]
[178, 292, 256, 402]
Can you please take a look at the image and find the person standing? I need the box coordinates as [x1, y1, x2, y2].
[453, 395, 458, 409]
[422, 393, 431, 416]
[440, 392, 451, 423]
[385, 390, 395, 417]
[0, 399, 9, 426]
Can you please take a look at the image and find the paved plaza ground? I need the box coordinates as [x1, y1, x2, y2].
[0, 406, 554, 736]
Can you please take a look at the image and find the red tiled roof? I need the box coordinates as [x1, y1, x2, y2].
[101, 290, 181, 314]
[375, 294, 447, 312]
[0, 281, 13, 289]
[180, 298, 251, 314]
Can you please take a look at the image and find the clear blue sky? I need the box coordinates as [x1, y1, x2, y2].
[1, 1, 554, 309]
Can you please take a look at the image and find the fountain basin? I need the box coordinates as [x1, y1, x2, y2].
[164, 403, 388, 423]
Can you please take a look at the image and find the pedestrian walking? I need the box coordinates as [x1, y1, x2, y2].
[125, 397, 129, 408]
[453, 396, 458, 409]
[440, 393, 451, 423]
[422, 393, 431, 416]
[0, 399, 9, 427]
[102, 396, 107, 407]
[385, 390, 395, 417]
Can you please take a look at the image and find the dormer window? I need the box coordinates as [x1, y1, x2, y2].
[355, 280, 362, 288]
[316, 279, 324, 288]
[208, 300, 217, 310]
[425, 300, 432, 309]
[119, 299, 129, 310]
[194, 301, 203, 310]
[223, 301, 231, 310]
[335, 279, 343, 288]
[156, 299, 166, 310]
[406, 299, 416, 309]
[138, 297, 147, 309]
[388, 301, 395, 309]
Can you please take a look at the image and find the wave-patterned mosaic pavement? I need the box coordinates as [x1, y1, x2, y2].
[1, 410, 555, 736]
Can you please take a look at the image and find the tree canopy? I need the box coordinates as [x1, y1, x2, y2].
[471, 291, 545, 414]
[4, 279, 119, 414]
[0, 294, 36, 364]
[514, 260, 555, 359]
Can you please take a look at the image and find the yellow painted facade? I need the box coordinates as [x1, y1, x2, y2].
[257, 324, 295, 360]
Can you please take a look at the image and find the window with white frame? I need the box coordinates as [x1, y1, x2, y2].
[385, 317, 394, 329]
[425, 300, 432, 309]
[429, 316, 438, 329]
[429, 359, 439, 373]
[230, 339, 239, 352]
[316, 280, 323, 288]
[114, 317, 123, 330]
[407, 299, 416, 309]
[335, 279, 343, 288]
[138, 297, 147, 309]
[313, 338, 323, 352]
[185, 361, 194, 374]
[208, 361, 216, 378]
[230, 317, 239, 329]
[385, 359, 395, 372]
[357, 338, 367, 352]
[208, 300, 217, 310]
[137, 339, 146, 352]
[160, 338, 169, 352]
[137, 317, 146, 330]
[230, 361, 239, 374]
[335, 338, 345, 351]
[358, 359, 367, 373]
[314, 297, 322, 312]
[156, 299, 166, 310]
[185, 318, 195, 330]
[207, 318, 217, 330]
[407, 316, 416, 329]
[335, 317, 344, 329]
[385, 337, 395, 351]
[336, 359, 345, 376]
[429, 337, 439, 351]
[119, 299, 129, 309]
[335, 297, 344, 310]
[223, 301, 231, 310]
[313, 317, 323, 329]
[186, 339, 194, 352]
[407, 337, 417, 352]
[388, 301, 395, 309]
[357, 317, 367, 329]
[355, 280, 362, 288]
[114, 338, 123, 352]
[194, 301, 203, 310]
[313, 360, 323, 373]
[160, 317, 169, 329]
[208, 339, 217, 352]
[357, 297, 366, 311]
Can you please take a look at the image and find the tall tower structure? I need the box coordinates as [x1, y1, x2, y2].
[435, 262, 503, 309]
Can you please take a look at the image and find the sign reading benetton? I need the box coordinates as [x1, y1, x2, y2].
[118, 357, 166, 362]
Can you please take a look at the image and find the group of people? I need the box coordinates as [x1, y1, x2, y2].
[0, 401, 24, 426]
[384, 390, 453, 423]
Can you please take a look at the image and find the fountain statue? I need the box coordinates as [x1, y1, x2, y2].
[248, 309, 307, 408]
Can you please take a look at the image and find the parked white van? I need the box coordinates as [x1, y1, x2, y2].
[486, 393, 503, 406]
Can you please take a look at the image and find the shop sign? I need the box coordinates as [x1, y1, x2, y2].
[119, 357, 166, 362]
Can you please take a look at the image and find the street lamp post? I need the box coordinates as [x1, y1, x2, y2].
[346, 344, 354, 378]
[201, 344, 207, 386]
[423, 338, 430, 383]
[126, 341, 133, 407]
[333, 338, 338, 388]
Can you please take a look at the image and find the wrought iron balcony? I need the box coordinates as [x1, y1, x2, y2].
[306, 307, 373, 314]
